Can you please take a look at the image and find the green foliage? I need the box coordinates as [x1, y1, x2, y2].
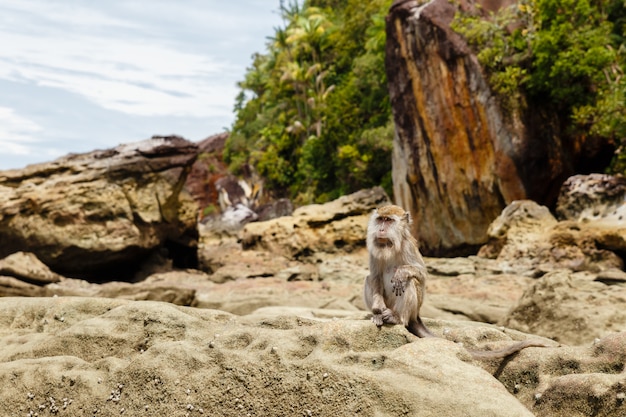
[225, 0, 394, 203]
[452, 0, 626, 174]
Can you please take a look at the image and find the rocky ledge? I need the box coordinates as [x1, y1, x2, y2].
[0, 136, 199, 280]
[2, 296, 626, 417]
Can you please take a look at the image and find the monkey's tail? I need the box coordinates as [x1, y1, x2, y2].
[407, 317, 436, 338]
[468, 339, 550, 361]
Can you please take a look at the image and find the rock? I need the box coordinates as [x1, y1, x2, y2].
[556, 173, 626, 223]
[192, 276, 362, 316]
[0, 297, 547, 417]
[595, 268, 626, 285]
[254, 198, 294, 222]
[494, 332, 626, 417]
[483, 200, 558, 240]
[197, 237, 296, 282]
[43, 270, 202, 306]
[185, 132, 230, 216]
[315, 249, 369, 283]
[201, 203, 259, 234]
[0, 136, 199, 280]
[427, 272, 534, 324]
[0, 251, 63, 285]
[426, 257, 477, 276]
[0, 276, 46, 297]
[250, 306, 364, 320]
[386, 0, 614, 256]
[275, 263, 320, 281]
[240, 187, 389, 259]
[478, 200, 624, 275]
[502, 269, 626, 345]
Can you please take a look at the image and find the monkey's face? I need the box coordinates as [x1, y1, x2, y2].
[368, 209, 405, 250]
[372, 215, 396, 247]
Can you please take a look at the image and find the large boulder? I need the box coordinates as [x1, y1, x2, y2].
[502, 269, 626, 346]
[0, 136, 199, 280]
[385, 0, 614, 255]
[478, 199, 625, 276]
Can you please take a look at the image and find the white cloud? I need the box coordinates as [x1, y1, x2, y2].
[0, 1, 284, 169]
[0, 107, 43, 155]
[0, 2, 243, 118]
[0, 32, 237, 117]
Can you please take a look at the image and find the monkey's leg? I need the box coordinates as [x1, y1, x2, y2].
[371, 296, 388, 326]
[364, 274, 387, 326]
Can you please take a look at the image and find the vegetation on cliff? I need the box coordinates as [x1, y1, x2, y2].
[225, 0, 393, 204]
[227, 0, 625, 204]
[452, 0, 626, 174]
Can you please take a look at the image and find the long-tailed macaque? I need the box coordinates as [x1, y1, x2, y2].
[364, 205, 548, 360]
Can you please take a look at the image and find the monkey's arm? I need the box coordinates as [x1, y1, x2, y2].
[391, 264, 427, 296]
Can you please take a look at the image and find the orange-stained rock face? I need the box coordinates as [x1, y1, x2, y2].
[385, 0, 613, 256]
[387, 0, 524, 256]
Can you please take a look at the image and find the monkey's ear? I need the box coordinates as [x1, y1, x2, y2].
[403, 211, 412, 225]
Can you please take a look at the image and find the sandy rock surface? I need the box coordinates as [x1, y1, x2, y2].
[0, 297, 540, 417]
[2, 297, 625, 417]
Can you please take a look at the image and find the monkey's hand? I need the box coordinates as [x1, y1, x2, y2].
[391, 267, 412, 296]
[381, 308, 401, 324]
[371, 309, 400, 326]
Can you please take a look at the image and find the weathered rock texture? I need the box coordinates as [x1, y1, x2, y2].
[474, 186, 626, 345]
[503, 269, 626, 345]
[478, 198, 625, 276]
[239, 187, 389, 260]
[2, 297, 625, 417]
[556, 173, 626, 224]
[0, 251, 63, 285]
[0, 297, 545, 417]
[386, 0, 614, 256]
[185, 132, 229, 218]
[489, 331, 626, 417]
[0, 136, 199, 280]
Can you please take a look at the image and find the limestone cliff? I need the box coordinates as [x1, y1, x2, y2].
[385, 0, 613, 255]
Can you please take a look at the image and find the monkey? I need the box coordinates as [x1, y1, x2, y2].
[364, 204, 549, 360]
[364, 204, 434, 337]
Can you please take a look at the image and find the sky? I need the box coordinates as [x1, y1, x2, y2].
[0, 1, 284, 170]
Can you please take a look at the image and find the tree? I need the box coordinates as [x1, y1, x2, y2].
[225, 0, 394, 204]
